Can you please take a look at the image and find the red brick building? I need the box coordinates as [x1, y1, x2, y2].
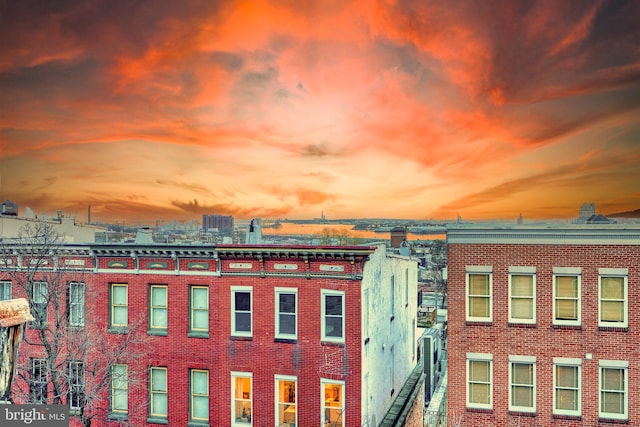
[447, 225, 640, 426]
[1, 242, 420, 426]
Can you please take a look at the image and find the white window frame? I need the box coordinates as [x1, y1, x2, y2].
[321, 378, 345, 427]
[111, 364, 128, 415]
[508, 267, 536, 324]
[110, 283, 128, 329]
[465, 267, 492, 322]
[553, 357, 582, 417]
[231, 371, 252, 426]
[598, 268, 628, 328]
[30, 358, 48, 403]
[275, 375, 297, 427]
[599, 360, 628, 420]
[0, 280, 12, 300]
[190, 369, 209, 423]
[508, 355, 536, 413]
[231, 286, 252, 337]
[321, 289, 345, 343]
[69, 282, 85, 327]
[149, 367, 168, 419]
[149, 284, 168, 331]
[275, 288, 297, 340]
[552, 271, 581, 326]
[466, 352, 493, 409]
[32, 281, 48, 326]
[68, 360, 84, 411]
[190, 286, 209, 334]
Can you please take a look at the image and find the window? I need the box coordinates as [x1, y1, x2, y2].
[509, 356, 535, 412]
[275, 288, 297, 340]
[232, 372, 252, 426]
[111, 364, 128, 415]
[508, 268, 535, 324]
[190, 286, 209, 335]
[231, 287, 252, 337]
[110, 284, 128, 331]
[599, 361, 628, 420]
[190, 369, 209, 423]
[32, 281, 48, 326]
[599, 269, 628, 328]
[275, 376, 297, 426]
[466, 268, 492, 321]
[0, 281, 11, 300]
[466, 353, 492, 409]
[321, 290, 345, 343]
[321, 379, 344, 427]
[69, 282, 85, 327]
[149, 367, 168, 420]
[30, 358, 48, 403]
[553, 273, 581, 325]
[68, 361, 84, 412]
[553, 358, 581, 416]
[149, 285, 168, 333]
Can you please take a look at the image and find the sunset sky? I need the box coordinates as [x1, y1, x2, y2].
[1, 0, 639, 223]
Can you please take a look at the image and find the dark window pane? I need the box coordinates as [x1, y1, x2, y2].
[279, 314, 295, 335]
[236, 313, 251, 332]
[325, 295, 342, 316]
[279, 294, 295, 313]
[325, 317, 342, 337]
[235, 292, 250, 311]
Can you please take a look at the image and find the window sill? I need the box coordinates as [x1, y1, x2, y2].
[465, 321, 493, 326]
[147, 329, 168, 336]
[230, 335, 253, 341]
[598, 326, 628, 332]
[188, 422, 210, 427]
[508, 323, 537, 328]
[466, 407, 493, 413]
[108, 327, 128, 334]
[108, 413, 128, 421]
[552, 414, 581, 421]
[508, 411, 536, 417]
[147, 417, 169, 425]
[274, 338, 297, 344]
[320, 340, 345, 348]
[188, 331, 210, 339]
[598, 417, 629, 424]
[552, 324, 582, 330]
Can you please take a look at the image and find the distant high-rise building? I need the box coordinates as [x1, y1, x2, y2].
[202, 214, 234, 232]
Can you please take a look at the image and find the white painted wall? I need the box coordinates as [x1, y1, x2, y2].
[361, 245, 418, 426]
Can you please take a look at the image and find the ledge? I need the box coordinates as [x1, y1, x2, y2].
[320, 340, 345, 348]
[230, 335, 253, 341]
[147, 329, 168, 336]
[598, 326, 628, 332]
[188, 331, 210, 339]
[552, 324, 582, 330]
[147, 417, 168, 425]
[508, 323, 537, 328]
[274, 338, 297, 344]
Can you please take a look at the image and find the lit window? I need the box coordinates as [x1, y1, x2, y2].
[509, 270, 535, 324]
[0, 281, 12, 300]
[466, 353, 492, 409]
[553, 274, 581, 326]
[190, 286, 209, 335]
[599, 269, 628, 328]
[111, 364, 128, 415]
[321, 379, 344, 427]
[149, 367, 168, 420]
[276, 376, 297, 426]
[231, 287, 252, 337]
[232, 372, 252, 426]
[68, 361, 85, 412]
[69, 282, 85, 327]
[149, 285, 168, 332]
[509, 356, 535, 412]
[32, 281, 48, 327]
[466, 269, 492, 322]
[190, 369, 209, 423]
[110, 284, 128, 331]
[553, 358, 581, 416]
[321, 290, 345, 342]
[275, 288, 297, 340]
[30, 358, 48, 403]
[599, 361, 628, 420]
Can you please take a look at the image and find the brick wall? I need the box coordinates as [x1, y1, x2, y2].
[448, 242, 640, 426]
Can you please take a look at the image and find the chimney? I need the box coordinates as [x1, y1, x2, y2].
[245, 219, 262, 244]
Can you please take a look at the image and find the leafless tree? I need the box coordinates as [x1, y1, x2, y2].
[0, 222, 147, 426]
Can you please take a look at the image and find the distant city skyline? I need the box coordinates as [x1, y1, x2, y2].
[1, 1, 639, 222]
